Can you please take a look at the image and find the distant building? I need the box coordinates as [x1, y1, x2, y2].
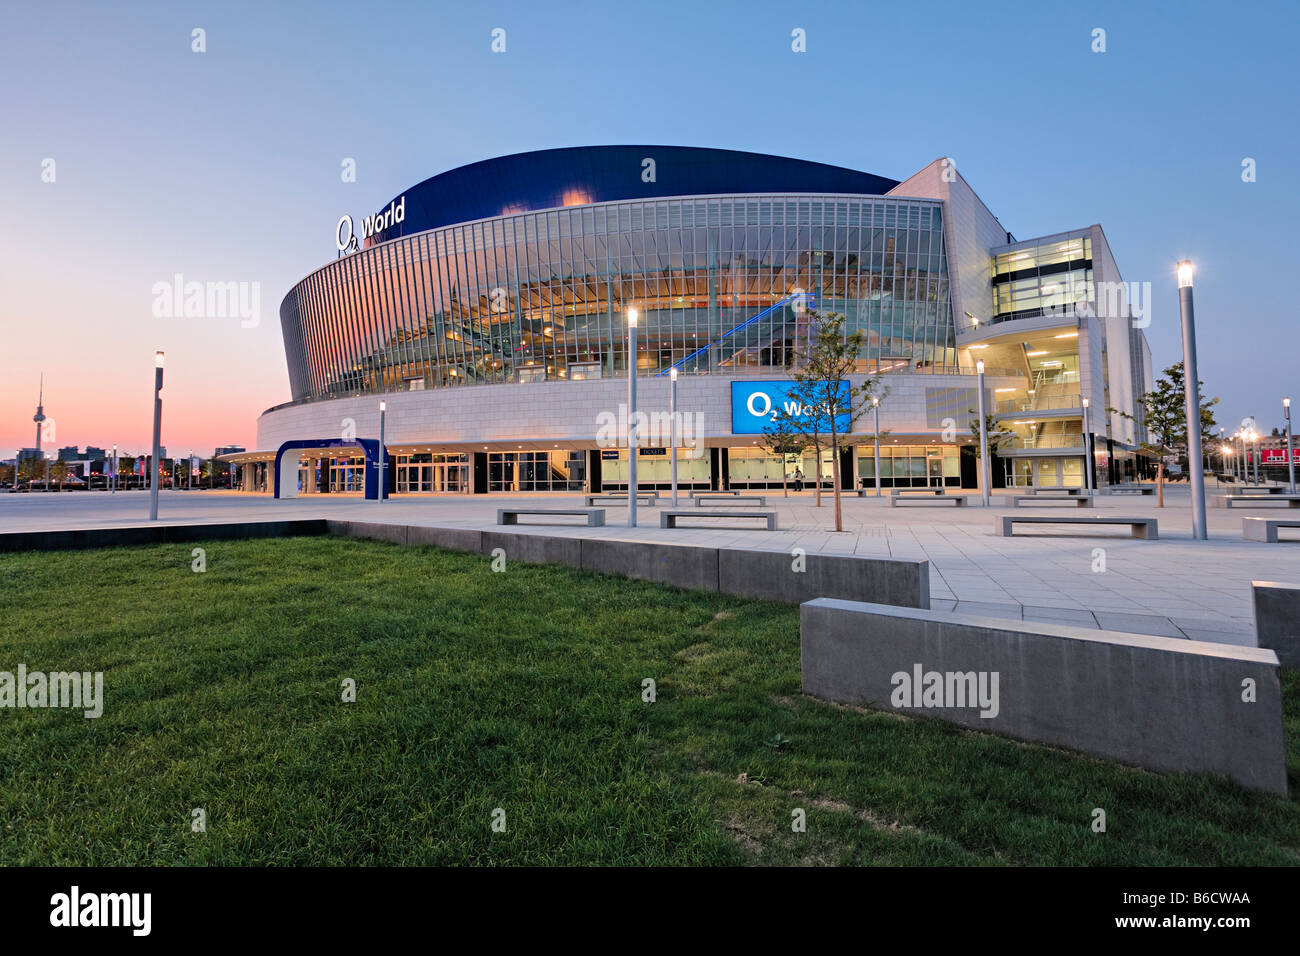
[214, 445, 246, 457]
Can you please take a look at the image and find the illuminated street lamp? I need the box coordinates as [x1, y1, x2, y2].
[976, 360, 990, 507]
[627, 307, 639, 528]
[669, 367, 679, 508]
[872, 396, 882, 497]
[1285, 397, 1295, 494]
[1176, 260, 1206, 539]
[149, 351, 164, 520]
[1081, 397, 1093, 495]
[378, 400, 387, 503]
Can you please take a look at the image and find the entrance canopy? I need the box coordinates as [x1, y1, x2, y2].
[273, 438, 389, 500]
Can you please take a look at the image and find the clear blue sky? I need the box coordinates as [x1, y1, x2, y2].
[1, 0, 1296, 453]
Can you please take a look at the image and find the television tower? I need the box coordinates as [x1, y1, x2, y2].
[32, 374, 46, 456]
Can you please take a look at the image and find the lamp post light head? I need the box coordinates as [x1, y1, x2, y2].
[1176, 260, 1194, 289]
[379, 401, 386, 412]
[669, 367, 677, 381]
[976, 359, 985, 374]
[627, 307, 638, 327]
[872, 396, 879, 406]
[155, 350, 165, 368]
[1082, 397, 1089, 408]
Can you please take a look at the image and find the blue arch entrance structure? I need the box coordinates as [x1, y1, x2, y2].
[273, 438, 389, 500]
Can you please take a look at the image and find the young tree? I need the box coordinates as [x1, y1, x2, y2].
[49, 459, 70, 491]
[967, 410, 1016, 487]
[769, 310, 882, 532]
[762, 413, 811, 498]
[1116, 361, 1219, 507]
[17, 456, 46, 489]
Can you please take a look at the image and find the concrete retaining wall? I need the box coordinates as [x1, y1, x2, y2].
[800, 598, 1287, 795]
[1252, 580, 1300, 668]
[719, 548, 929, 608]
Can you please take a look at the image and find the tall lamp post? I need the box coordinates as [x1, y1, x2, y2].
[976, 360, 990, 507]
[149, 350, 164, 520]
[1285, 397, 1296, 494]
[1081, 397, 1093, 495]
[627, 307, 639, 528]
[378, 400, 386, 503]
[872, 396, 882, 497]
[111, 443, 117, 494]
[1251, 428, 1261, 485]
[1176, 260, 1206, 540]
[1216, 426, 1224, 477]
[669, 367, 679, 508]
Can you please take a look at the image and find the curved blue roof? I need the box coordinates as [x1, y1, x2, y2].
[364, 146, 898, 246]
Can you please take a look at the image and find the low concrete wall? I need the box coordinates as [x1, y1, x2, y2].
[407, 526, 483, 553]
[719, 548, 929, 608]
[325, 520, 408, 545]
[580, 538, 720, 591]
[1252, 581, 1300, 668]
[801, 598, 1287, 795]
[0, 520, 327, 552]
[481, 530, 582, 569]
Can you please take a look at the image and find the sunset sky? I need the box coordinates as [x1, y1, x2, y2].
[1, 0, 1295, 457]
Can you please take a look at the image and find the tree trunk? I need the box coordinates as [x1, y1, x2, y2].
[1156, 462, 1165, 508]
[813, 444, 822, 507]
[831, 438, 843, 532]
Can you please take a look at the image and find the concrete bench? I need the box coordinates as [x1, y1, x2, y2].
[497, 508, 605, 527]
[890, 487, 945, 496]
[661, 509, 777, 530]
[1242, 517, 1300, 542]
[689, 490, 739, 498]
[1251, 580, 1300, 666]
[1212, 495, 1300, 509]
[890, 495, 968, 508]
[997, 514, 1157, 538]
[584, 494, 657, 506]
[1109, 485, 1154, 495]
[1018, 486, 1082, 496]
[694, 494, 766, 507]
[1239, 486, 1284, 495]
[1011, 494, 1094, 508]
[800, 598, 1286, 795]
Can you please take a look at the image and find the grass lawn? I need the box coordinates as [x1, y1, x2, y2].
[0, 535, 1297, 866]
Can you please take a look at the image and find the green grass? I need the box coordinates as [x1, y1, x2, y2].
[0, 536, 1297, 866]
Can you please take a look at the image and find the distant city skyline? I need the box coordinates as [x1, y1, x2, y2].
[2, 0, 1295, 454]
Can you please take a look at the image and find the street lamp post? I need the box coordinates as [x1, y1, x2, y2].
[872, 396, 882, 497]
[976, 360, 990, 507]
[627, 307, 638, 528]
[149, 351, 164, 520]
[111, 443, 117, 494]
[1285, 397, 1296, 494]
[1251, 429, 1261, 485]
[1082, 397, 1093, 495]
[1176, 260, 1206, 540]
[378, 400, 386, 503]
[669, 367, 679, 508]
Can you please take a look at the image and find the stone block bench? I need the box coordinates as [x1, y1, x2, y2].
[800, 597, 1287, 795]
[497, 508, 605, 527]
[694, 494, 766, 507]
[1242, 517, 1300, 543]
[997, 514, 1156, 538]
[689, 490, 739, 498]
[584, 494, 658, 506]
[890, 495, 969, 508]
[1011, 494, 1094, 508]
[1239, 486, 1285, 495]
[1251, 580, 1300, 666]
[1109, 486, 1154, 495]
[1212, 495, 1300, 509]
[660, 509, 777, 530]
[890, 487, 945, 496]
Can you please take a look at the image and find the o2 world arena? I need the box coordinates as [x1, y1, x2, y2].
[226, 145, 1154, 498]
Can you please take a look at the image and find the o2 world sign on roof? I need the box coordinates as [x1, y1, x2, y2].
[336, 196, 406, 255]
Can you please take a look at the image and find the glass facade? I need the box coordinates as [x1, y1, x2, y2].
[990, 236, 1093, 323]
[280, 194, 957, 402]
[857, 444, 960, 488]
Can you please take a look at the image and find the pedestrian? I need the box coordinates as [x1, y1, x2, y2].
[794, 467, 804, 493]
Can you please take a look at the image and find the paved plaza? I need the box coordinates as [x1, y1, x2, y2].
[4, 483, 1299, 646]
